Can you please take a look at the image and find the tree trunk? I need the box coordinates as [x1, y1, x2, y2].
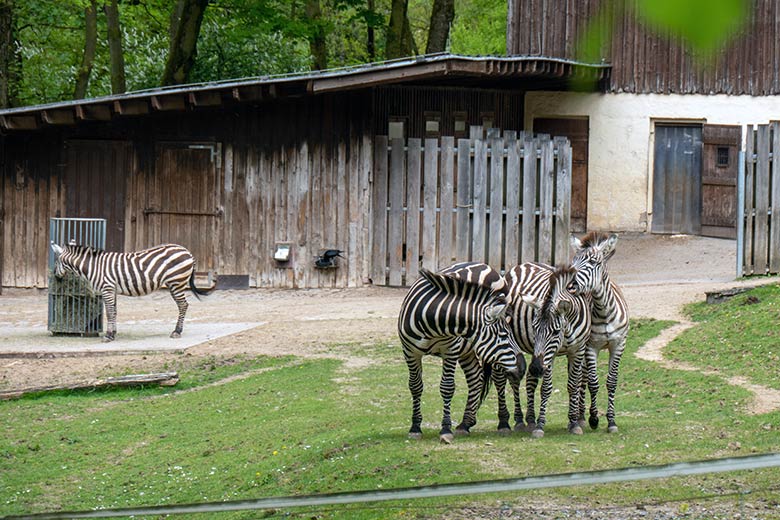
[425, 0, 454, 54]
[366, 0, 375, 61]
[386, 0, 407, 59]
[402, 11, 418, 55]
[104, 0, 126, 94]
[161, 0, 209, 86]
[74, 0, 98, 99]
[305, 0, 327, 70]
[0, 0, 18, 108]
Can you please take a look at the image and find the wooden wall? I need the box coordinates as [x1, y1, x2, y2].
[507, 0, 780, 95]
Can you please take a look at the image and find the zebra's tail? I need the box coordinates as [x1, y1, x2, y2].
[479, 364, 493, 408]
[189, 271, 214, 301]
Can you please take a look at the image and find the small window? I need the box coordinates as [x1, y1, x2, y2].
[424, 111, 441, 137]
[454, 111, 467, 138]
[481, 111, 495, 134]
[717, 146, 730, 167]
[388, 118, 405, 140]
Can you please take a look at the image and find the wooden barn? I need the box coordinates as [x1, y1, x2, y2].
[0, 55, 604, 290]
[509, 0, 780, 238]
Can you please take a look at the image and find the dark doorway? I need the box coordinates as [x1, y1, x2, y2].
[533, 118, 589, 232]
[65, 140, 131, 252]
[651, 125, 703, 235]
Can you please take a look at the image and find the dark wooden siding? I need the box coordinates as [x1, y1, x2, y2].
[507, 0, 780, 95]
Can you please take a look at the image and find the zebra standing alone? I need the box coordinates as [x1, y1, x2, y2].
[503, 263, 592, 438]
[50, 242, 211, 341]
[570, 232, 630, 433]
[398, 265, 523, 443]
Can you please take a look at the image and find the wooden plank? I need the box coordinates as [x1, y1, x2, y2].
[504, 136, 521, 269]
[359, 133, 373, 285]
[371, 135, 389, 285]
[554, 137, 572, 265]
[471, 139, 488, 263]
[388, 138, 405, 286]
[537, 136, 554, 265]
[744, 125, 755, 275]
[1, 372, 179, 400]
[754, 124, 770, 273]
[422, 138, 438, 271]
[455, 138, 472, 262]
[488, 135, 504, 268]
[336, 130, 349, 288]
[438, 136, 455, 269]
[521, 135, 537, 263]
[405, 138, 422, 283]
[770, 122, 780, 273]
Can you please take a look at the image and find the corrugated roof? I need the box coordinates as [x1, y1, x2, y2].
[0, 53, 610, 131]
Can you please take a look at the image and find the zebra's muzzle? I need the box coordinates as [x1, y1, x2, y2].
[529, 355, 544, 378]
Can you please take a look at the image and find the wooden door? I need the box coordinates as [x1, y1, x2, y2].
[65, 140, 132, 252]
[533, 118, 588, 232]
[701, 125, 740, 239]
[651, 125, 703, 235]
[152, 142, 220, 272]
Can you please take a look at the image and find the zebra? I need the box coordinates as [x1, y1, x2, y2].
[439, 262, 527, 434]
[570, 232, 630, 433]
[398, 265, 523, 443]
[503, 262, 592, 438]
[50, 242, 211, 342]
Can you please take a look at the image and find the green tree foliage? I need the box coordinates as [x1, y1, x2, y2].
[449, 0, 506, 55]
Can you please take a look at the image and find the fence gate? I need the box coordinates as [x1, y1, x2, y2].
[48, 218, 106, 335]
[740, 121, 780, 276]
[370, 130, 572, 286]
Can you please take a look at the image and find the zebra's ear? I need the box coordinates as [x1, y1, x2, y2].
[51, 242, 63, 257]
[486, 302, 508, 322]
[570, 235, 583, 251]
[600, 233, 619, 260]
[519, 293, 542, 311]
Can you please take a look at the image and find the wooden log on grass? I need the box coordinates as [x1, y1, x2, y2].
[0, 372, 179, 400]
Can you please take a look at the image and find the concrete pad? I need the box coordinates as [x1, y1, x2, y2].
[0, 322, 264, 358]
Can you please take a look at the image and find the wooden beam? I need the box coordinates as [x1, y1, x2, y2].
[0, 115, 39, 130]
[41, 109, 76, 126]
[113, 99, 150, 116]
[0, 372, 180, 400]
[151, 95, 187, 111]
[76, 104, 112, 121]
[310, 62, 448, 93]
[232, 85, 263, 102]
[188, 91, 222, 106]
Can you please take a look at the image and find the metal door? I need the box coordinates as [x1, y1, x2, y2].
[150, 142, 221, 272]
[701, 124, 740, 239]
[534, 118, 589, 232]
[65, 140, 131, 252]
[651, 125, 703, 234]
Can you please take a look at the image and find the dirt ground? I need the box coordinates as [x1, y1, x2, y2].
[1, 233, 777, 405]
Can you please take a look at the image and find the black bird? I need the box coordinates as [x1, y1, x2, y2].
[315, 249, 344, 268]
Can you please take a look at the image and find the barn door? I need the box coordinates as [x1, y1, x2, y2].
[651, 125, 703, 235]
[151, 142, 221, 273]
[65, 140, 131, 252]
[701, 125, 741, 239]
[533, 118, 588, 232]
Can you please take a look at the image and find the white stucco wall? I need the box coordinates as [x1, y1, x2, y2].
[524, 91, 780, 232]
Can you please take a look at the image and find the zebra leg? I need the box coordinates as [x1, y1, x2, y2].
[404, 352, 424, 439]
[101, 287, 117, 342]
[532, 362, 555, 438]
[524, 371, 538, 433]
[439, 356, 459, 443]
[169, 286, 189, 338]
[455, 351, 481, 436]
[511, 374, 525, 432]
[605, 340, 626, 433]
[585, 348, 601, 430]
[492, 370, 511, 434]
[566, 352, 584, 435]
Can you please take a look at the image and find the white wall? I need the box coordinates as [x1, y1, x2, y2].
[524, 91, 780, 232]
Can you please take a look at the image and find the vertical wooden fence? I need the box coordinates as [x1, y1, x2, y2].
[741, 121, 780, 276]
[370, 129, 572, 286]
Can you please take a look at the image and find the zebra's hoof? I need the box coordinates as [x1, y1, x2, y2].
[525, 422, 537, 433]
[530, 429, 545, 439]
[170, 331, 181, 339]
[102, 335, 115, 343]
[589, 416, 600, 430]
[440, 433, 454, 444]
[513, 422, 525, 433]
[408, 432, 422, 440]
[497, 426, 512, 436]
[608, 424, 619, 434]
[577, 418, 587, 429]
[569, 424, 583, 435]
[454, 427, 470, 436]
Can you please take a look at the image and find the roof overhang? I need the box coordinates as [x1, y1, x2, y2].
[0, 54, 610, 133]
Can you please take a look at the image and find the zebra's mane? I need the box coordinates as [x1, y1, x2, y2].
[541, 265, 577, 315]
[65, 244, 100, 255]
[578, 231, 610, 249]
[419, 268, 507, 306]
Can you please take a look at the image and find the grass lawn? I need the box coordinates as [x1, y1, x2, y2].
[3, 305, 780, 518]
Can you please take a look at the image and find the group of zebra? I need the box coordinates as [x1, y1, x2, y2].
[397, 232, 629, 443]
